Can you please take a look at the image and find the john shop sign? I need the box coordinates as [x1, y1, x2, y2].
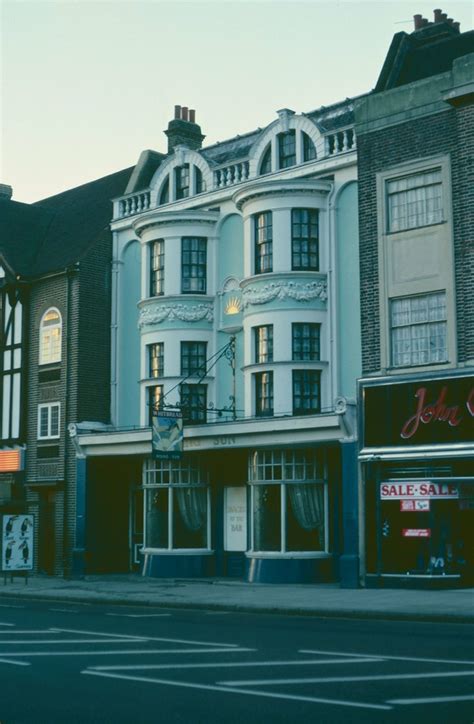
[363, 374, 474, 448]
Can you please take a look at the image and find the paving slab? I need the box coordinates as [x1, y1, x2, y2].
[0, 575, 472, 623]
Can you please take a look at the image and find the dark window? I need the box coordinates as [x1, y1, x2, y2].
[254, 325, 273, 363]
[181, 237, 207, 294]
[292, 370, 321, 416]
[180, 383, 207, 424]
[302, 132, 316, 161]
[37, 445, 60, 459]
[195, 167, 205, 194]
[254, 212, 272, 274]
[291, 209, 319, 270]
[292, 323, 320, 361]
[149, 343, 164, 378]
[278, 130, 296, 169]
[150, 240, 164, 296]
[181, 341, 207, 377]
[259, 144, 272, 175]
[175, 164, 190, 200]
[159, 177, 169, 205]
[255, 371, 273, 417]
[148, 385, 163, 425]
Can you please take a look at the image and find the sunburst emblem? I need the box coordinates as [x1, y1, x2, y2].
[225, 296, 242, 315]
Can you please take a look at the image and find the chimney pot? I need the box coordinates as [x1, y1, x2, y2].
[440, 12, 447, 20]
[181, 106, 189, 122]
[433, 8, 442, 22]
[0, 184, 13, 201]
[174, 105, 181, 120]
[189, 109, 196, 123]
[453, 21, 460, 31]
[422, 17, 430, 27]
[414, 14, 423, 30]
[446, 17, 453, 24]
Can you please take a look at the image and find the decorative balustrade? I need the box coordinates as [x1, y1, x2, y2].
[118, 191, 151, 218]
[213, 161, 250, 189]
[324, 127, 356, 156]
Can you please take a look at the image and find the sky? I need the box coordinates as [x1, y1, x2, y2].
[1, 0, 473, 203]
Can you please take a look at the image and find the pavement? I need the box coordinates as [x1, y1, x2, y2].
[0, 574, 472, 623]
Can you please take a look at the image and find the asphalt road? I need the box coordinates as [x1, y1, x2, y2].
[0, 598, 472, 724]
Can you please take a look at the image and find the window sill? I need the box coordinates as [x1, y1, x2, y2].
[385, 220, 446, 236]
[246, 551, 331, 559]
[141, 548, 214, 556]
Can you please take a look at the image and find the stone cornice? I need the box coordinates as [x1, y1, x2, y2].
[132, 209, 219, 238]
[233, 178, 332, 211]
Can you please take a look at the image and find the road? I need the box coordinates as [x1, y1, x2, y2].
[0, 598, 472, 723]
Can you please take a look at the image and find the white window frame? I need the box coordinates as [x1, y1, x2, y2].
[39, 307, 62, 365]
[390, 291, 448, 368]
[248, 449, 329, 556]
[142, 458, 212, 552]
[37, 402, 60, 440]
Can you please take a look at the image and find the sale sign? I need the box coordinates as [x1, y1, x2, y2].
[402, 528, 431, 538]
[400, 499, 431, 512]
[380, 481, 458, 500]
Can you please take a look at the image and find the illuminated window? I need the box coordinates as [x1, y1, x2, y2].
[39, 308, 62, 365]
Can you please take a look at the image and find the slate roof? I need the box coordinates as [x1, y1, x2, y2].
[0, 167, 133, 279]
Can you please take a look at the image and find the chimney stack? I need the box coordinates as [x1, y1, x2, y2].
[165, 105, 205, 154]
[433, 9, 442, 22]
[414, 14, 424, 30]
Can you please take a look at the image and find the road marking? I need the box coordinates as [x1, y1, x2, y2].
[83, 670, 392, 711]
[0, 623, 14, 627]
[50, 608, 80, 614]
[0, 658, 30, 666]
[300, 649, 474, 666]
[106, 613, 172, 618]
[0, 647, 254, 658]
[0, 630, 63, 635]
[219, 670, 474, 687]
[54, 628, 241, 648]
[89, 657, 381, 672]
[0, 604, 24, 609]
[50, 628, 147, 641]
[389, 694, 474, 705]
[0, 638, 149, 645]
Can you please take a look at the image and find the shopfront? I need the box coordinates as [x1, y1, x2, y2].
[359, 371, 474, 587]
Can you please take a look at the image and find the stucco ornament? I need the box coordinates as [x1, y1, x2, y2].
[242, 279, 327, 307]
[139, 302, 214, 327]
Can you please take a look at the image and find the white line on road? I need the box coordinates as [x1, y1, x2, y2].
[0, 638, 149, 645]
[54, 628, 242, 648]
[50, 628, 147, 641]
[83, 670, 392, 711]
[388, 694, 474, 705]
[50, 608, 80, 614]
[0, 647, 255, 658]
[106, 613, 172, 618]
[0, 623, 14, 627]
[300, 649, 474, 666]
[89, 657, 381, 672]
[219, 670, 474, 687]
[0, 604, 24, 609]
[0, 630, 63, 635]
[0, 658, 30, 666]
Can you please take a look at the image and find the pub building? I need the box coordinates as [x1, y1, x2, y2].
[359, 370, 474, 587]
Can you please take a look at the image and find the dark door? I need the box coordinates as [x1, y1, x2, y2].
[38, 490, 55, 575]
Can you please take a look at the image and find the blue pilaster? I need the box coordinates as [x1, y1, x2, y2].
[71, 457, 87, 578]
[339, 440, 360, 588]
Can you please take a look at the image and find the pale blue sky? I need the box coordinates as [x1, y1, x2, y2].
[2, 0, 472, 202]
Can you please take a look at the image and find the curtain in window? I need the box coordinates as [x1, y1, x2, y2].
[388, 171, 442, 231]
[176, 487, 207, 532]
[288, 483, 324, 532]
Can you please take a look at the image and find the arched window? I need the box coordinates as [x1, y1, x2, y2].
[302, 132, 317, 161]
[195, 167, 206, 194]
[259, 144, 272, 176]
[39, 308, 62, 365]
[159, 177, 169, 205]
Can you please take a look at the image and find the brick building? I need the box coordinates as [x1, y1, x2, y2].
[355, 11, 474, 587]
[0, 169, 131, 575]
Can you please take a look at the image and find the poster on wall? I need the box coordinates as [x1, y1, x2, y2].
[224, 487, 247, 552]
[2, 515, 34, 571]
[151, 411, 183, 460]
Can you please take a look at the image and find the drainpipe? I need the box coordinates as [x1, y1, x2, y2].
[327, 182, 338, 406]
[110, 232, 121, 426]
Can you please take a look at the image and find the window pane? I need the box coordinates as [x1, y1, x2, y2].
[150, 240, 164, 296]
[255, 371, 273, 417]
[146, 488, 168, 548]
[253, 485, 281, 551]
[260, 145, 272, 175]
[148, 385, 163, 425]
[180, 383, 207, 424]
[173, 487, 208, 548]
[254, 325, 273, 363]
[286, 484, 324, 551]
[149, 343, 164, 378]
[292, 323, 320, 361]
[181, 238, 207, 293]
[292, 209, 319, 270]
[278, 130, 296, 169]
[50, 405, 59, 436]
[254, 212, 272, 274]
[175, 164, 190, 200]
[302, 132, 316, 162]
[181, 341, 207, 377]
[391, 292, 447, 367]
[387, 169, 443, 232]
[292, 370, 321, 415]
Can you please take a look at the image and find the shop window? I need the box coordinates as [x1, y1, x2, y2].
[292, 208, 319, 271]
[278, 130, 296, 169]
[148, 343, 164, 378]
[39, 308, 62, 365]
[259, 144, 272, 175]
[255, 371, 273, 417]
[254, 211, 272, 274]
[37, 402, 60, 440]
[254, 325, 273, 363]
[386, 168, 443, 232]
[144, 457, 210, 550]
[292, 370, 321, 416]
[292, 323, 320, 361]
[181, 341, 207, 377]
[150, 240, 164, 296]
[302, 131, 317, 162]
[180, 383, 207, 424]
[249, 449, 326, 553]
[181, 237, 207, 294]
[147, 385, 163, 426]
[391, 292, 447, 367]
[175, 164, 190, 200]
